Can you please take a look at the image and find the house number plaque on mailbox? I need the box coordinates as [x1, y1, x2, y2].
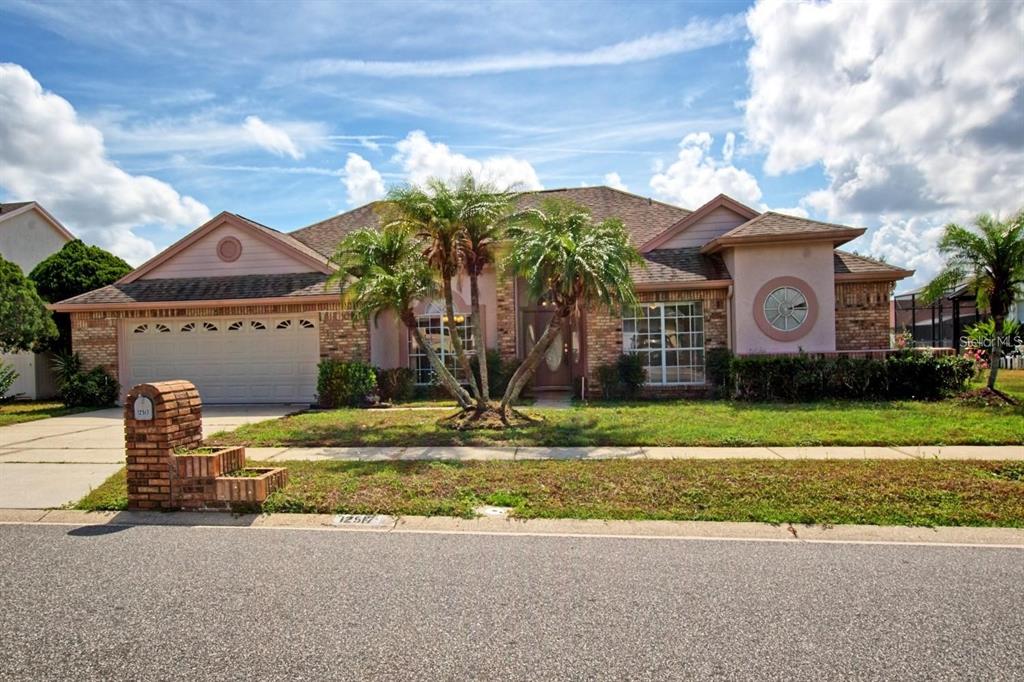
[133, 395, 154, 421]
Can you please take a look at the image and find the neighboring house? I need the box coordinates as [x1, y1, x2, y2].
[0, 201, 75, 399]
[51, 188, 912, 404]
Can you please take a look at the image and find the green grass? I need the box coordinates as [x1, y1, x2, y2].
[74, 459, 1024, 527]
[208, 378, 1024, 448]
[970, 367, 1024, 401]
[73, 468, 128, 511]
[0, 401, 93, 427]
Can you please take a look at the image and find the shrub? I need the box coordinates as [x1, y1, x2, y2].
[317, 359, 377, 408]
[595, 353, 647, 399]
[616, 353, 646, 399]
[729, 352, 974, 402]
[52, 352, 119, 407]
[0, 361, 19, 403]
[705, 347, 734, 397]
[596, 362, 620, 399]
[376, 367, 416, 403]
[470, 348, 509, 398]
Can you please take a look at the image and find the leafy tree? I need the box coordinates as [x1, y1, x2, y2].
[0, 254, 57, 353]
[383, 177, 514, 408]
[330, 223, 474, 408]
[453, 176, 517, 403]
[29, 239, 132, 303]
[499, 200, 643, 416]
[923, 210, 1024, 394]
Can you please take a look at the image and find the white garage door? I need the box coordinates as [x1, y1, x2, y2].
[123, 316, 319, 403]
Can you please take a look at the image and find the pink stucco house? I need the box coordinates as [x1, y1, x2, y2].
[52, 188, 912, 403]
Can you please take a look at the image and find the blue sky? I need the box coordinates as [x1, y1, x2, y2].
[0, 0, 1021, 291]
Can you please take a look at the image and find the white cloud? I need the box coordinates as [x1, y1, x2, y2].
[393, 131, 542, 190]
[242, 116, 304, 159]
[0, 63, 210, 264]
[100, 114, 328, 160]
[744, 0, 1024, 283]
[343, 153, 386, 206]
[603, 172, 628, 191]
[649, 132, 762, 208]
[273, 15, 745, 81]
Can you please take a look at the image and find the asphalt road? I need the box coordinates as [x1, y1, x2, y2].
[0, 524, 1021, 681]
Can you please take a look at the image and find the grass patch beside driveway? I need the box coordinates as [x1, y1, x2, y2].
[75, 459, 1024, 528]
[0, 402, 92, 427]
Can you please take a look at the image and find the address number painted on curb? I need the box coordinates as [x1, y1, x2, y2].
[333, 514, 393, 527]
[133, 395, 154, 421]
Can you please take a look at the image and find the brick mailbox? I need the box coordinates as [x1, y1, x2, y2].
[124, 380, 286, 511]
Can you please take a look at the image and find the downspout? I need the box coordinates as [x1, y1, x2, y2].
[726, 285, 735, 352]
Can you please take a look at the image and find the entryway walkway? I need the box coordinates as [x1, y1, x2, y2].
[0, 405, 299, 508]
[246, 444, 1024, 462]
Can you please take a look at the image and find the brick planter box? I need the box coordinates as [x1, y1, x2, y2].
[215, 468, 289, 505]
[175, 446, 245, 479]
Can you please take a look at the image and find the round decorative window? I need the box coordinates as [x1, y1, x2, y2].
[752, 276, 818, 342]
[216, 236, 242, 262]
[763, 286, 809, 332]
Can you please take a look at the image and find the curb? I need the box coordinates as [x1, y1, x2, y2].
[2, 509, 1022, 548]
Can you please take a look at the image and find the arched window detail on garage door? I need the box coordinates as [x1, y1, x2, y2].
[250, 321, 267, 331]
[276, 319, 293, 330]
[202, 322, 218, 332]
[154, 324, 171, 333]
[180, 322, 196, 332]
[228, 321, 244, 331]
[133, 324, 149, 334]
[299, 319, 315, 329]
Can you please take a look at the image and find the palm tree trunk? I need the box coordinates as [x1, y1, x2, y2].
[442, 276, 481, 401]
[469, 271, 489, 405]
[401, 311, 473, 409]
[988, 315, 1003, 390]
[499, 312, 564, 413]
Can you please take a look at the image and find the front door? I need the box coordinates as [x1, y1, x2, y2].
[521, 308, 573, 391]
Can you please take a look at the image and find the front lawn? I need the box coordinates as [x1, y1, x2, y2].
[0, 401, 92, 427]
[74, 459, 1024, 527]
[208, 394, 1023, 449]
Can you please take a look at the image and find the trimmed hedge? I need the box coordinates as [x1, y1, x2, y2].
[596, 353, 647, 399]
[317, 360, 377, 408]
[376, 367, 416, 403]
[729, 352, 974, 402]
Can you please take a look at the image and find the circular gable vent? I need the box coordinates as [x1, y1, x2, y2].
[216, 236, 243, 262]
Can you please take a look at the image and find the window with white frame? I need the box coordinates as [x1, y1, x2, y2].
[622, 302, 705, 384]
[409, 314, 475, 385]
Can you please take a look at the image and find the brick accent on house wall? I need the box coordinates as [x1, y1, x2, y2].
[495, 276, 518, 362]
[584, 287, 729, 398]
[835, 281, 894, 351]
[319, 310, 370, 361]
[70, 314, 119, 381]
[70, 301, 370, 387]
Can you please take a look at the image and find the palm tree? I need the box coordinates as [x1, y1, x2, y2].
[454, 176, 518, 402]
[498, 200, 644, 416]
[329, 224, 474, 409]
[383, 179, 481, 403]
[923, 210, 1024, 394]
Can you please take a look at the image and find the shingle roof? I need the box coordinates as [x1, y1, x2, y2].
[288, 186, 691, 257]
[633, 248, 730, 286]
[716, 212, 864, 242]
[833, 250, 912, 278]
[54, 272, 337, 307]
[0, 201, 33, 215]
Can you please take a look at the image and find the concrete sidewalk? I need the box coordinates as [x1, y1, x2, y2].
[246, 444, 1024, 462]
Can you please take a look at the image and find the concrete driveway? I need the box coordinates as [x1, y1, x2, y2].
[0, 405, 297, 509]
